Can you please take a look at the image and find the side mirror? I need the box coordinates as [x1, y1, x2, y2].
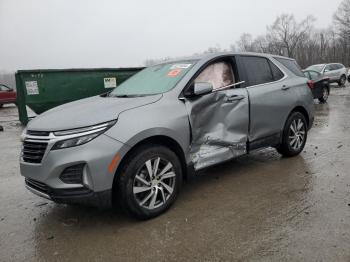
[324, 69, 330, 73]
[193, 82, 213, 96]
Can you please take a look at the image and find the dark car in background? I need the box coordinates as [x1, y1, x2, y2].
[0, 84, 16, 107]
[303, 70, 330, 103]
[306, 63, 347, 87]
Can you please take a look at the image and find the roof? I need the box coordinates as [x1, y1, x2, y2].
[307, 64, 326, 67]
[155, 52, 293, 66]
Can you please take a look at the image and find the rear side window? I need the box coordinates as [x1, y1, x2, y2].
[335, 64, 344, 69]
[274, 57, 304, 77]
[241, 56, 274, 86]
[269, 61, 284, 81]
[330, 64, 338, 70]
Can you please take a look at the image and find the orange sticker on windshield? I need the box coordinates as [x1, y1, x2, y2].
[167, 69, 182, 77]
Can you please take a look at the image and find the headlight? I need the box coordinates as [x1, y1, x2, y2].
[53, 120, 117, 136]
[51, 120, 116, 150]
[20, 127, 27, 142]
[52, 133, 100, 150]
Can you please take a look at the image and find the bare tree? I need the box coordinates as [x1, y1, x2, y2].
[144, 1, 350, 68]
[236, 33, 256, 52]
[144, 57, 172, 66]
[266, 14, 315, 58]
[333, 0, 350, 65]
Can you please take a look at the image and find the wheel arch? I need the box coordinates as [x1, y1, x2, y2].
[340, 74, 347, 83]
[289, 106, 310, 128]
[111, 135, 188, 204]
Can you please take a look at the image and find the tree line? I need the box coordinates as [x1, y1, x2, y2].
[145, 0, 350, 69]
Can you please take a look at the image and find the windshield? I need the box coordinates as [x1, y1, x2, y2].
[306, 65, 325, 73]
[110, 61, 196, 97]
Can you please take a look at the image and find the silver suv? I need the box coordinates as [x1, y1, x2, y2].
[306, 63, 348, 86]
[21, 53, 314, 219]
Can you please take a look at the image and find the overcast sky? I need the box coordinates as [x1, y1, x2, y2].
[0, 0, 343, 71]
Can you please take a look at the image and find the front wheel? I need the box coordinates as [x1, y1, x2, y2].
[277, 112, 308, 157]
[318, 87, 329, 103]
[117, 145, 182, 219]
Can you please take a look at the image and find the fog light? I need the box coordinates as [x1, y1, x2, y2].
[60, 164, 85, 184]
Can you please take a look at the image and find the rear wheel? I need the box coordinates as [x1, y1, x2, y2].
[318, 87, 329, 103]
[277, 112, 308, 157]
[117, 145, 182, 219]
[338, 75, 346, 87]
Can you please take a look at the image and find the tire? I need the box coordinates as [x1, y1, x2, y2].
[277, 112, 308, 157]
[347, 75, 350, 83]
[318, 87, 329, 103]
[117, 145, 182, 219]
[0, 104, 3, 108]
[338, 75, 346, 87]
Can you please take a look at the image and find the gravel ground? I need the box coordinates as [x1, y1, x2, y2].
[1, 84, 350, 262]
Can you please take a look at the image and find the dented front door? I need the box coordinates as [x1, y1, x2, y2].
[185, 87, 249, 170]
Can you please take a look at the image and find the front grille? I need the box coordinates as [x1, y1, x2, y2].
[27, 130, 50, 136]
[25, 178, 49, 194]
[22, 141, 48, 163]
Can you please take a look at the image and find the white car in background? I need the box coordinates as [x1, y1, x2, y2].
[306, 63, 347, 87]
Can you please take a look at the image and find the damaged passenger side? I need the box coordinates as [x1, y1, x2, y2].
[184, 57, 249, 170]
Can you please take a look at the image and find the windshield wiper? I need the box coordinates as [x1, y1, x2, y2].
[114, 94, 133, 98]
[111, 94, 151, 98]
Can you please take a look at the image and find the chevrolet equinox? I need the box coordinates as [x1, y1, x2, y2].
[21, 52, 314, 219]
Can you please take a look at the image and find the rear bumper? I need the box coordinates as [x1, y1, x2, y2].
[0, 100, 16, 104]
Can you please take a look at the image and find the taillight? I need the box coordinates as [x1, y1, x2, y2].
[307, 80, 314, 89]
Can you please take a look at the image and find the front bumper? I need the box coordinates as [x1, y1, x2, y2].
[25, 177, 112, 207]
[20, 134, 130, 207]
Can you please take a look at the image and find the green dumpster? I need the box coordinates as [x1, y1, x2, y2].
[15, 68, 143, 125]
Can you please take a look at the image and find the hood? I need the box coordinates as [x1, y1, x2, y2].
[27, 94, 162, 131]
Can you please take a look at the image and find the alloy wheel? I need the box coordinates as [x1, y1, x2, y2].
[289, 119, 306, 150]
[133, 157, 176, 210]
[322, 88, 329, 101]
[341, 76, 346, 86]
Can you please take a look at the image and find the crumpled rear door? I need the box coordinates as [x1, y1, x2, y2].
[185, 87, 249, 170]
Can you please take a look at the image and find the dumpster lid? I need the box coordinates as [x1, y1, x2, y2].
[16, 67, 144, 74]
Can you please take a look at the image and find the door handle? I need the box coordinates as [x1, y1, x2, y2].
[281, 85, 290, 91]
[225, 95, 245, 102]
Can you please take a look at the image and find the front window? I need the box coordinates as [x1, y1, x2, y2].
[109, 61, 197, 97]
[303, 71, 311, 80]
[194, 61, 235, 90]
[0, 85, 9, 91]
[309, 71, 320, 80]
